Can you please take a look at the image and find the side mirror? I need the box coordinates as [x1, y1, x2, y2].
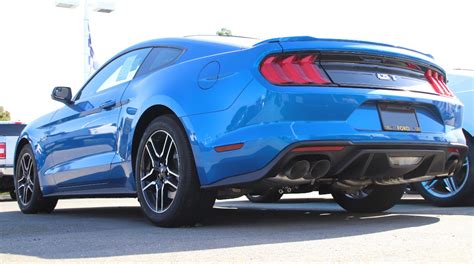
[51, 87, 73, 104]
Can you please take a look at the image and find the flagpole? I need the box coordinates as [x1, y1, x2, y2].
[55, 0, 115, 82]
[83, 0, 90, 82]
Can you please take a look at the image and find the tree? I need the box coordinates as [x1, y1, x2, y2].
[216, 28, 232, 36]
[0, 106, 11, 121]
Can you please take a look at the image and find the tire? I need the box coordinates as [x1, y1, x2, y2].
[15, 145, 58, 214]
[9, 190, 16, 201]
[246, 190, 283, 203]
[413, 134, 474, 206]
[331, 184, 404, 213]
[135, 115, 215, 227]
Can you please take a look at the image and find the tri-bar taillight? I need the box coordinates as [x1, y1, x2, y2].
[0, 143, 6, 159]
[425, 69, 453, 97]
[260, 53, 332, 85]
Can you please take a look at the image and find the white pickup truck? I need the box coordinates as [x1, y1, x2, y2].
[0, 121, 26, 199]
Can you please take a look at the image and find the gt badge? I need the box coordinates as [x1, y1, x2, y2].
[376, 73, 397, 81]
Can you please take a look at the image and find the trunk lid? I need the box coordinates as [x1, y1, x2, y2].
[256, 36, 450, 96]
[256, 36, 439, 68]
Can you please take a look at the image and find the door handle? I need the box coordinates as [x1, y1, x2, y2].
[100, 100, 116, 110]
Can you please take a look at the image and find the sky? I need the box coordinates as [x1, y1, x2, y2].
[0, 0, 473, 122]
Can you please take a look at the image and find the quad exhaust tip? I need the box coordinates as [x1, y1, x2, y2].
[286, 160, 311, 179]
[284, 159, 331, 180]
[308, 159, 331, 179]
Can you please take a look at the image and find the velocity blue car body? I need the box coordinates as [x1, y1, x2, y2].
[16, 36, 467, 198]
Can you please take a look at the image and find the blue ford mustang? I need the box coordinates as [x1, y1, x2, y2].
[14, 36, 468, 226]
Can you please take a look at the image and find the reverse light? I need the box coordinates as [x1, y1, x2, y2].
[260, 53, 332, 85]
[388, 156, 422, 166]
[0, 143, 5, 159]
[425, 69, 453, 97]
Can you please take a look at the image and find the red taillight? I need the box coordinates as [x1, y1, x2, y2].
[260, 56, 291, 84]
[425, 69, 453, 97]
[260, 53, 332, 85]
[0, 143, 5, 159]
[436, 73, 453, 97]
[406, 62, 422, 71]
[291, 146, 345, 153]
[448, 147, 460, 153]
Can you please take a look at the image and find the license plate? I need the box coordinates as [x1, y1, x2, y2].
[378, 103, 421, 132]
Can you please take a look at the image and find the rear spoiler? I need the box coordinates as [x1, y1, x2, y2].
[254, 36, 434, 59]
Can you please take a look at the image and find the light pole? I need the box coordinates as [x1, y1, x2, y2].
[55, 0, 115, 82]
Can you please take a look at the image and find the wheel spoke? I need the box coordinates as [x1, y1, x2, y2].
[17, 174, 25, 182]
[22, 184, 28, 204]
[158, 134, 169, 158]
[27, 184, 34, 193]
[443, 177, 457, 192]
[164, 179, 177, 189]
[164, 139, 175, 165]
[142, 181, 156, 191]
[28, 169, 34, 182]
[167, 168, 179, 178]
[147, 138, 161, 159]
[145, 145, 155, 167]
[155, 184, 159, 211]
[425, 179, 439, 189]
[141, 169, 154, 181]
[26, 158, 33, 174]
[21, 157, 28, 172]
[160, 184, 164, 211]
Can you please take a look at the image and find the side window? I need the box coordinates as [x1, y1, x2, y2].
[77, 48, 151, 100]
[136, 47, 183, 77]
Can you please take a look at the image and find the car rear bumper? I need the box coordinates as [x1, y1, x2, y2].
[202, 141, 468, 189]
[183, 80, 465, 186]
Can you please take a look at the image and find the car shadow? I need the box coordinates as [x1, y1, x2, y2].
[0, 197, 455, 260]
[231, 196, 474, 216]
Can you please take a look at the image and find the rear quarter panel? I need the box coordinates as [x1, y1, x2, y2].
[114, 42, 283, 190]
[122, 42, 283, 118]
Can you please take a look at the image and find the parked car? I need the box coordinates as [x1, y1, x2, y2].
[0, 121, 26, 199]
[412, 70, 474, 206]
[15, 36, 467, 227]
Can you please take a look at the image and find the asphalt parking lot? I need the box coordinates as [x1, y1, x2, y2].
[0, 194, 473, 263]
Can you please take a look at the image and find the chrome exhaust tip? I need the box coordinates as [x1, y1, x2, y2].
[307, 159, 331, 179]
[286, 160, 311, 179]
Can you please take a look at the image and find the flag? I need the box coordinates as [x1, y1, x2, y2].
[87, 21, 98, 76]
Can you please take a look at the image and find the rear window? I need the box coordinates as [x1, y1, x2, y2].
[136, 47, 183, 77]
[0, 124, 26, 136]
